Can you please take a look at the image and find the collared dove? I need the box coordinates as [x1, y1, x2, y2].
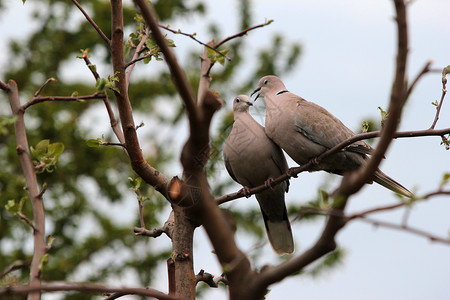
[252, 75, 413, 198]
[223, 95, 294, 255]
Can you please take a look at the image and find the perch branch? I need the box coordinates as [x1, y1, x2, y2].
[216, 127, 450, 205]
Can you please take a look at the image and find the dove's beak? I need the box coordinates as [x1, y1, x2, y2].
[251, 87, 261, 100]
[246, 101, 253, 106]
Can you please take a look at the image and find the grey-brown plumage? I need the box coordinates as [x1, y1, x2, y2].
[223, 95, 294, 255]
[252, 75, 413, 198]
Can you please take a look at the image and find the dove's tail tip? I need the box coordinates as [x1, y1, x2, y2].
[266, 220, 295, 255]
[374, 170, 414, 198]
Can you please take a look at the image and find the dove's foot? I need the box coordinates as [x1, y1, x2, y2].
[264, 178, 275, 190]
[286, 169, 298, 178]
[309, 157, 319, 165]
[238, 186, 252, 198]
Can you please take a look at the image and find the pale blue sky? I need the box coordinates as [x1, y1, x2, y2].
[1, 1, 449, 299]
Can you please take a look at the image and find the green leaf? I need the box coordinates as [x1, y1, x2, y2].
[431, 100, 439, 107]
[76, 48, 90, 59]
[39, 253, 49, 272]
[377, 106, 388, 125]
[128, 177, 142, 190]
[5, 199, 19, 215]
[96, 78, 107, 92]
[31, 140, 65, 173]
[5, 197, 26, 216]
[86, 138, 102, 147]
[442, 173, 450, 186]
[362, 121, 370, 133]
[442, 65, 450, 84]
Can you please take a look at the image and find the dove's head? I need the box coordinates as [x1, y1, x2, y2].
[251, 75, 287, 100]
[232, 95, 253, 113]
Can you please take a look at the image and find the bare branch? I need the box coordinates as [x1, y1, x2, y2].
[21, 93, 106, 111]
[0, 80, 10, 91]
[80, 53, 126, 146]
[110, 0, 170, 197]
[196, 269, 218, 288]
[159, 24, 231, 61]
[34, 78, 57, 97]
[430, 66, 449, 129]
[134, 211, 175, 239]
[214, 20, 273, 49]
[405, 61, 432, 101]
[133, 0, 198, 128]
[126, 27, 149, 84]
[356, 216, 450, 245]
[71, 0, 111, 45]
[6, 80, 46, 300]
[0, 261, 30, 278]
[0, 283, 181, 300]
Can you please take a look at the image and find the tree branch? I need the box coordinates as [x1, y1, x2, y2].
[0, 261, 30, 278]
[355, 216, 450, 245]
[133, 0, 198, 130]
[110, 0, 170, 197]
[430, 66, 449, 129]
[0, 283, 181, 300]
[159, 24, 231, 61]
[213, 20, 273, 49]
[80, 53, 126, 146]
[6, 80, 47, 300]
[21, 93, 106, 111]
[71, 0, 111, 45]
[216, 127, 450, 205]
[125, 27, 149, 84]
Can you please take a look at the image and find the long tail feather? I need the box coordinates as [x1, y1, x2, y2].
[265, 219, 294, 255]
[373, 170, 414, 198]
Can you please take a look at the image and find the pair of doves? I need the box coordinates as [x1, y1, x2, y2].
[223, 75, 413, 255]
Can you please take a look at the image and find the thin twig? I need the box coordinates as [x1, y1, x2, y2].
[195, 269, 218, 287]
[356, 216, 450, 244]
[18, 212, 37, 232]
[34, 78, 57, 97]
[405, 61, 432, 102]
[134, 0, 198, 127]
[430, 68, 448, 129]
[126, 27, 149, 83]
[0, 80, 10, 91]
[80, 53, 126, 146]
[22, 93, 106, 111]
[214, 20, 273, 49]
[0, 262, 30, 278]
[159, 24, 231, 61]
[71, 0, 111, 45]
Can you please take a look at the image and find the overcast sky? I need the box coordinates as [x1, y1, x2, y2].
[1, 1, 449, 299]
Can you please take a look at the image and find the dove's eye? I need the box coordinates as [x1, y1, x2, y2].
[264, 80, 268, 85]
[236, 98, 240, 102]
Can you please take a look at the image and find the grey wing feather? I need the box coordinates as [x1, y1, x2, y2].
[270, 146, 290, 192]
[294, 101, 373, 153]
[223, 153, 238, 183]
